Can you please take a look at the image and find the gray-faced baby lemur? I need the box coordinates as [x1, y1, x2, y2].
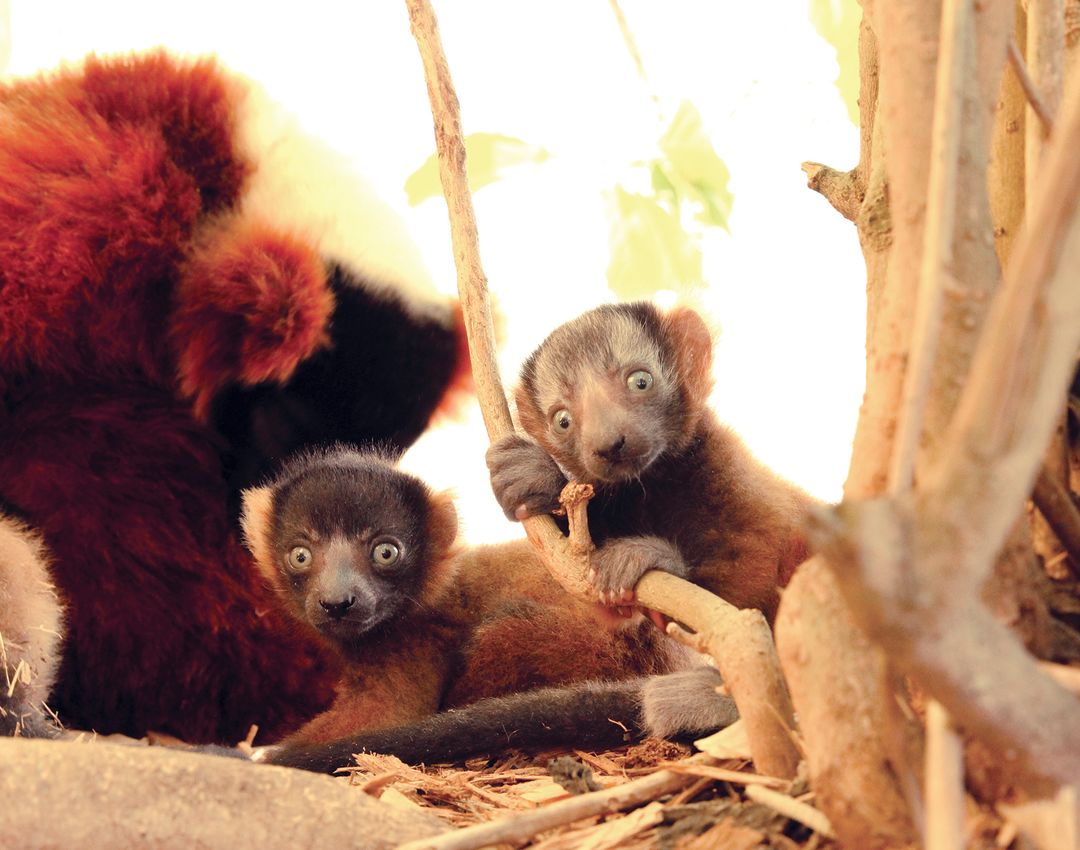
[487, 302, 814, 625]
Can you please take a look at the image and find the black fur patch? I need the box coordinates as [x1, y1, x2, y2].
[212, 263, 459, 510]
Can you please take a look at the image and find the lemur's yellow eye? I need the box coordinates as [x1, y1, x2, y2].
[287, 546, 313, 572]
[371, 541, 401, 568]
[627, 370, 653, 392]
[553, 409, 573, 431]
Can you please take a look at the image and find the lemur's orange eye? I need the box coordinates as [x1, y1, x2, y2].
[286, 546, 313, 572]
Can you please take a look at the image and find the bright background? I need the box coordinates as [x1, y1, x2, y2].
[1, 1, 866, 544]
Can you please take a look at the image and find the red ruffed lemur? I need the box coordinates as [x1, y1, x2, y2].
[487, 302, 814, 625]
[235, 446, 736, 773]
[0, 51, 471, 743]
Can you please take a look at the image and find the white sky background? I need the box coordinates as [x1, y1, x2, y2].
[4, 1, 866, 544]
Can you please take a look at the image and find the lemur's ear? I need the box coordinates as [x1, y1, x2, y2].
[663, 306, 715, 408]
[240, 485, 276, 581]
[427, 491, 459, 556]
[419, 490, 460, 607]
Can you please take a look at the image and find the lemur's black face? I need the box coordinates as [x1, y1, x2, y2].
[265, 450, 438, 647]
[212, 263, 461, 515]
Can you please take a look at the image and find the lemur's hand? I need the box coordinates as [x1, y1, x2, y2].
[588, 536, 689, 608]
[486, 434, 567, 521]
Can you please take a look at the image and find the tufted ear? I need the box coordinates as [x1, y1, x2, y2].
[663, 306, 715, 410]
[419, 490, 461, 607]
[240, 486, 277, 582]
[171, 216, 334, 420]
[427, 491, 459, 559]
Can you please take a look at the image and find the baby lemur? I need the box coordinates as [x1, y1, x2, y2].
[241, 445, 732, 769]
[487, 302, 813, 624]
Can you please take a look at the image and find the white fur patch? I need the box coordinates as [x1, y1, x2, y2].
[0, 514, 64, 722]
[228, 75, 454, 326]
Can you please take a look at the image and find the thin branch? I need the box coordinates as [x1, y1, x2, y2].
[1025, 0, 1064, 189]
[744, 786, 836, 839]
[607, 0, 662, 119]
[399, 756, 705, 850]
[1009, 38, 1056, 133]
[1032, 466, 1080, 574]
[405, 0, 799, 780]
[888, 0, 971, 493]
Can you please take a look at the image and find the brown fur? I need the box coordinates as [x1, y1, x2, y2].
[242, 448, 694, 748]
[0, 513, 64, 736]
[489, 302, 814, 624]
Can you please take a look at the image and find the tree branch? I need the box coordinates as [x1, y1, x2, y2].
[1009, 38, 1057, 132]
[888, 0, 971, 493]
[404, 0, 798, 779]
[813, 64, 1080, 791]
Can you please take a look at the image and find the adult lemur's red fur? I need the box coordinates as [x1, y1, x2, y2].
[488, 302, 813, 624]
[0, 52, 469, 743]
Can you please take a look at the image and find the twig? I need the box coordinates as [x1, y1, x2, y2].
[924, 699, 965, 850]
[1024, 0, 1063, 192]
[744, 785, 836, 839]
[1009, 39, 1056, 134]
[1032, 466, 1080, 574]
[561, 482, 595, 559]
[800, 162, 862, 222]
[398, 757, 704, 850]
[659, 762, 787, 789]
[607, 0, 663, 120]
[404, 0, 799, 780]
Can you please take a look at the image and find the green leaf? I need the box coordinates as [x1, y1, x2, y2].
[650, 162, 679, 204]
[606, 187, 704, 299]
[657, 101, 733, 231]
[404, 133, 551, 206]
[809, 0, 861, 126]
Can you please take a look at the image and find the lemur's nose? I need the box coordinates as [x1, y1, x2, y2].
[319, 596, 356, 620]
[594, 434, 627, 461]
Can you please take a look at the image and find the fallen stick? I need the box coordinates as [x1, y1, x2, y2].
[399, 757, 704, 850]
[743, 785, 836, 839]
